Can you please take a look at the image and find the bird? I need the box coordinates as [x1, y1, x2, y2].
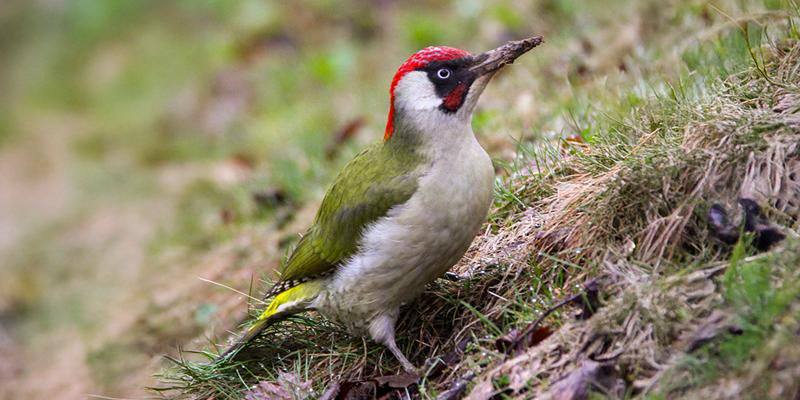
[220, 36, 543, 373]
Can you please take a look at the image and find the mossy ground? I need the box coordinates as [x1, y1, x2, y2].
[1, 1, 799, 399]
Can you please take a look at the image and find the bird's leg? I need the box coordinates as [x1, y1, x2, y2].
[369, 311, 418, 375]
[385, 335, 417, 374]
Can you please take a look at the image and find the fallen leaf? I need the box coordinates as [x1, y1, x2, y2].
[495, 328, 520, 353]
[373, 373, 419, 388]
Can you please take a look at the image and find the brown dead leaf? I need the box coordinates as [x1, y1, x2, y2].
[495, 328, 520, 353]
[373, 373, 419, 388]
[497, 326, 552, 353]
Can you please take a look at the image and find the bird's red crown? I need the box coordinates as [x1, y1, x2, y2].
[384, 46, 471, 141]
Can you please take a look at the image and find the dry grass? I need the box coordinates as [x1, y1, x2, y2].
[465, 37, 800, 400]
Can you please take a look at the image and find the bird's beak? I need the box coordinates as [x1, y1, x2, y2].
[457, 35, 543, 117]
[469, 36, 543, 77]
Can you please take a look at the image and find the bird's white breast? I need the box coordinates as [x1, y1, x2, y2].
[314, 130, 494, 331]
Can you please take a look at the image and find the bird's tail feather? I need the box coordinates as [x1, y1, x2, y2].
[218, 281, 322, 361]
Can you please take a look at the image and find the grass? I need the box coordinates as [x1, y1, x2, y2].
[466, 18, 800, 399]
[647, 238, 800, 398]
[157, 2, 800, 399]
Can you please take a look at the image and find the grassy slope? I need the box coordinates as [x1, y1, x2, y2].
[162, 2, 800, 400]
[1, 1, 798, 399]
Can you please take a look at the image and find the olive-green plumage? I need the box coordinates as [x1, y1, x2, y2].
[220, 139, 427, 361]
[277, 140, 424, 287]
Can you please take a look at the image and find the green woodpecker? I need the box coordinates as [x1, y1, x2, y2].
[222, 36, 543, 372]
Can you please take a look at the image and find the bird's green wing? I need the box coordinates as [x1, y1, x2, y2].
[276, 141, 423, 288]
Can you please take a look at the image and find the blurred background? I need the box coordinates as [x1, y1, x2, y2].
[0, 0, 784, 398]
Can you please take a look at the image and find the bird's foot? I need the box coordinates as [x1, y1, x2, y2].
[399, 359, 419, 377]
[384, 337, 420, 376]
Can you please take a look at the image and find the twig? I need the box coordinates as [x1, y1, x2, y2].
[509, 280, 599, 354]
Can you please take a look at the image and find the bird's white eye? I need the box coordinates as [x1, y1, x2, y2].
[436, 68, 451, 79]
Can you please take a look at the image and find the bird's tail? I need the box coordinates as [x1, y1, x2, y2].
[218, 280, 322, 361]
